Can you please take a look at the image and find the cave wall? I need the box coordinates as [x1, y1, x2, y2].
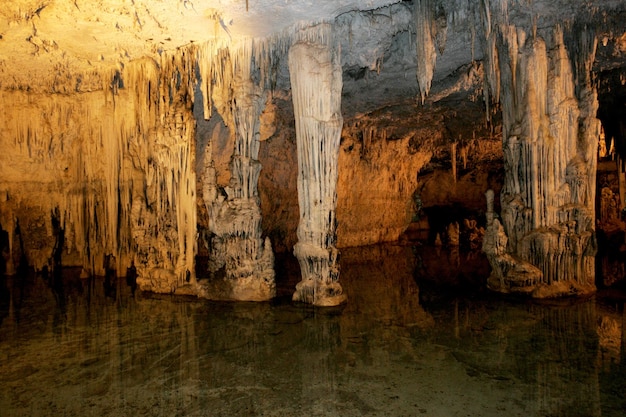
[257, 93, 503, 251]
[0, 55, 197, 294]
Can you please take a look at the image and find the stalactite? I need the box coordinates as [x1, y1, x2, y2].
[121, 52, 198, 294]
[414, 0, 438, 104]
[0, 90, 130, 275]
[0, 45, 198, 296]
[195, 33, 290, 122]
[451, 142, 457, 183]
[0, 28, 289, 297]
[289, 23, 346, 306]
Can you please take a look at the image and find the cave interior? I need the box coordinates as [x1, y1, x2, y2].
[0, 0, 625, 303]
[2, 1, 626, 416]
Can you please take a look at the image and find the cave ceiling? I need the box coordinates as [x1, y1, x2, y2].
[1, 0, 625, 112]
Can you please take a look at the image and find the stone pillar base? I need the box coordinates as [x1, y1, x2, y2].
[196, 274, 276, 302]
[292, 279, 346, 307]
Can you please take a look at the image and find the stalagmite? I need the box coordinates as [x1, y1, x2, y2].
[289, 23, 347, 306]
[1, 0, 624, 303]
[481, 6, 599, 297]
[197, 39, 276, 301]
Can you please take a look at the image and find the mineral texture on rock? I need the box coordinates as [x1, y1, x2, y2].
[0, 0, 625, 303]
[289, 24, 347, 306]
[481, 5, 602, 297]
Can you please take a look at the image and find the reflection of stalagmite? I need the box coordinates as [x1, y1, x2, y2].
[481, 9, 599, 297]
[289, 24, 346, 306]
[532, 303, 601, 416]
[198, 40, 275, 301]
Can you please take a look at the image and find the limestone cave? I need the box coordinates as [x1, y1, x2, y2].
[0, 1, 625, 415]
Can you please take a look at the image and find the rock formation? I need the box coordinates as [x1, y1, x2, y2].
[481, 5, 600, 297]
[289, 24, 347, 306]
[1, 0, 626, 302]
[197, 40, 276, 301]
[0, 53, 198, 294]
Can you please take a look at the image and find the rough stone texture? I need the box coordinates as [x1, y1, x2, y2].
[481, 7, 601, 297]
[1, 0, 626, 302]
[337, 109, 431, 248]
[0, 54, 198, 294]
[0, 0, 402, 92]
[197, 40, 276, 301]
[259, 72, 503, 252]
[289, 24, 347, 306]
[337, 89, 501, 248]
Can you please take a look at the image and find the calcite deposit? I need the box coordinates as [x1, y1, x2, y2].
[288, 24, 346, 306]
[480, 6, 602, 297]
[0, 0, 625, 303]
[197, 39, 276, 301]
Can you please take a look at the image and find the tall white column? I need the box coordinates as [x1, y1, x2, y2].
[289, 24, 346, 306]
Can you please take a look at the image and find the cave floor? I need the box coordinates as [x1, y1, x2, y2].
[1, 244, 625, 417]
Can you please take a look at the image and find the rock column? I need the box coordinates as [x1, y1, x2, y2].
[289, 24, 347, 306]
[130, 56, 198, 294]
[199, 41, 275, 301]
[482, 22, 599, 297]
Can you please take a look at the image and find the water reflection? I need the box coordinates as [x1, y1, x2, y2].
[0, 244, 624, 417]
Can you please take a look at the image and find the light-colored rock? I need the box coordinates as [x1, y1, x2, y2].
[1, 0, 625, 301]
[289, 24, 346, 306]
[481, 9, 600, 297]
[198, 39, 276, 301]
[0, 53, 197, 294]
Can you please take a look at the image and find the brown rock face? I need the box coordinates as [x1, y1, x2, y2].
[259, 80, 503, 252]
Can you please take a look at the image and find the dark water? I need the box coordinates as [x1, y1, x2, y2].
[0, 244, 625, 417]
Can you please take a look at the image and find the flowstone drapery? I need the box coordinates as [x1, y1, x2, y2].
[129, 56, 198, 294]
[198, 40, 276, 301]
[0, 53, 198, 294]
[482, 19, 599, 297]
[289, 24, 347, 306]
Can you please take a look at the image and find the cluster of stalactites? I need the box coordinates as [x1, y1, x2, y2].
[119, 51, 198, 291]
[479, 3, 600, 296]
[0, 48, 199, 289]
[230, 39, 267, 201]
[0, 88, 139, 275]
[484, 24, 599, 225]
[198, 37, 276, 301]
[195, 35, 290, 122]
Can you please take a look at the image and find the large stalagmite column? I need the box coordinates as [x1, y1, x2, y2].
[482, 21, 599, 298]
[289, 24, 347, 306]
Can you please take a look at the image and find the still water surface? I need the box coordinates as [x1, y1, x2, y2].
[0, 244, 624, 416]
